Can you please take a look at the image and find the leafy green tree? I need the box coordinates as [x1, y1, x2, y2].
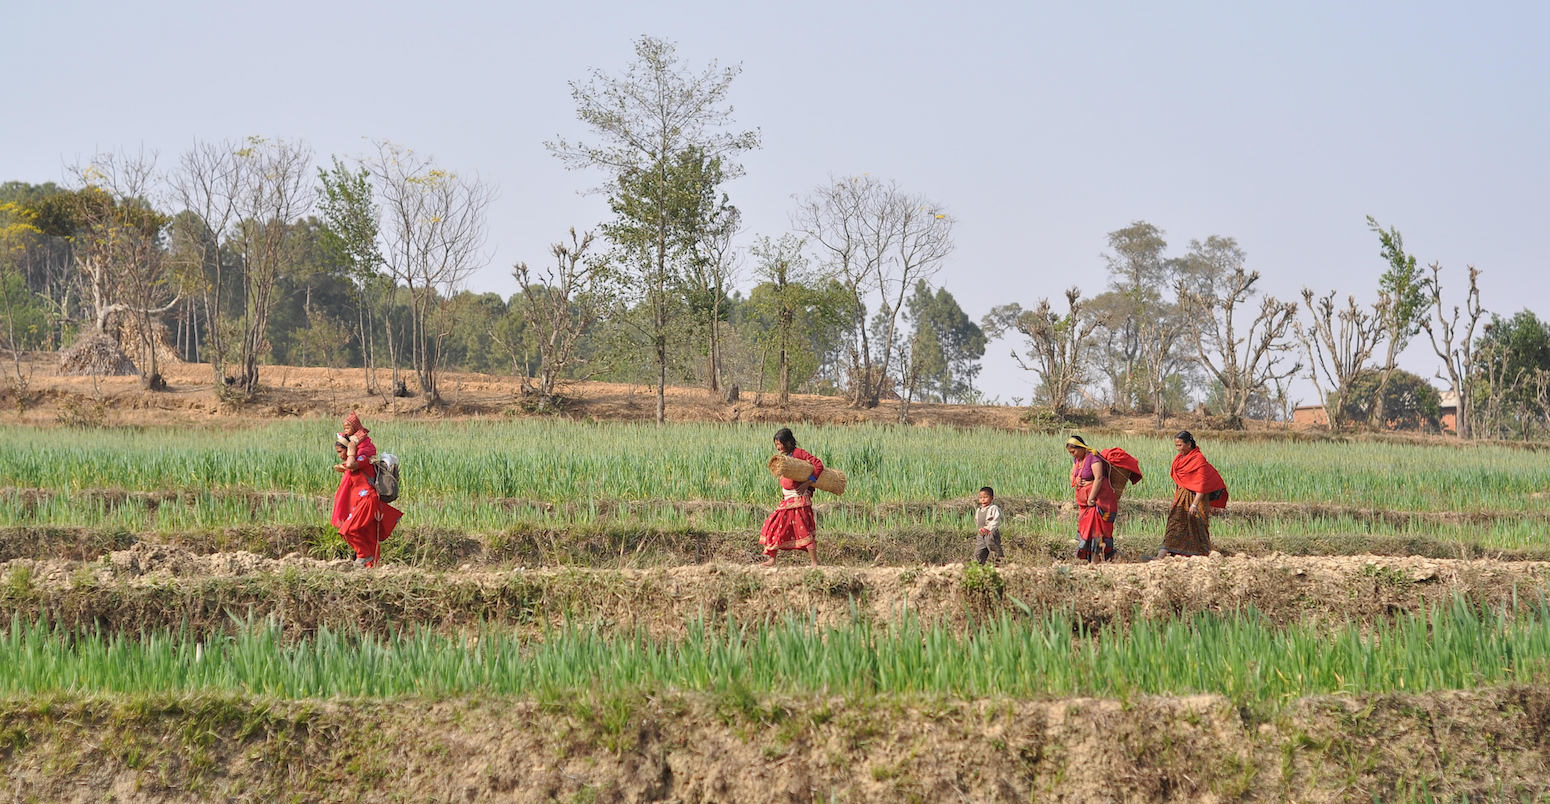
[264, 218, 357, 368]
[438, 291, 508, 374]
[318, 157, 387, 390]
[1472, 310, 1550, 439]
[1330, 368, 1441, 432]
[1366, 217, 1434, 427]
[548, 35, 759, 423]
[0, 184, 73, 348]
[903, 280, 985, 404]
[1091, 221, 1169, 408]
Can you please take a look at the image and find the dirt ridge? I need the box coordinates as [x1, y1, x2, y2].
[4, 547, 1547, 637]
[3, 687, 1548, 803]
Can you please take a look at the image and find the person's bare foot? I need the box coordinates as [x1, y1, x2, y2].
[758, 557, 775, 568]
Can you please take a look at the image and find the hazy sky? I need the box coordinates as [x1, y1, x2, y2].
[8, 0, 1547, 404]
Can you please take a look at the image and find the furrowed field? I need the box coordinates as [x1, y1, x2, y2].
[4, 418, 1550, 802]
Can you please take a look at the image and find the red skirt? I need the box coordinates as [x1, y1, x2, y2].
[760, 496, 816, 555]
[1078, 503, 1116, 541]
[335, 472, 401, 560]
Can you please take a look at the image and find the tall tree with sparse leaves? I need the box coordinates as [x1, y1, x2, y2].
[547, 35, 759, 424]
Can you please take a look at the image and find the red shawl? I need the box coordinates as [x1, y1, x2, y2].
[1171, 447, 1228, 508]
[1098, 447, 1143, 484]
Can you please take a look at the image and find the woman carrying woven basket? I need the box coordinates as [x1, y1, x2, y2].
[759, 428, 821, 567]
[1160, 430, 1227, 557]
[1066, 435, 1117, 562]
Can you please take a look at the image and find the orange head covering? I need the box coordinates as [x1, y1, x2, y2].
[343, 412, 367, 436]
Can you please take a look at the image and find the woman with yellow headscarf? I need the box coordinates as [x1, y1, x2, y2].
[1066, 435, 1117, 562]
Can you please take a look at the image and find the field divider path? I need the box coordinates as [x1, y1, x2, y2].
[4, 548, 1548, 636]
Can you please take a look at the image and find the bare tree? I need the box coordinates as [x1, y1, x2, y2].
[1420, 263, 1483, 438]
[982, 288, 1098, 417]
[368, 141, 494, 405]
[1178, 238, 1300, 429]
[795, 175, 954, 408]
[685, 194, 740, 394]
[548, 35, 759, 424]
[68, 150, 179, 389]
[228, 138, 313, 397]
[170, 140, 243, 386]
[1136, 302, 1191, 429]
[170, 137, 313, 398]
[1293, 290, 1385, 430]
[512, 228, 617, 411]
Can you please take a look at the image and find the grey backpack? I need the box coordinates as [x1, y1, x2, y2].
[371, 453, 400, 503]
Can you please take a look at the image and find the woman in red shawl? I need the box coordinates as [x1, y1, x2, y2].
[1160, 430, 1227, 557]
[759, 428, 820, 567]
[1067, 435, 1117, 562]
[331, 415, 400, 567]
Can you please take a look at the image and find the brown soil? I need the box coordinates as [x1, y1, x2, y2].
[0, 351, 1483, 445]
[4, 687, 1548, 803]
[0, 351, 1036, 429]
[4, 548, 1545, 637]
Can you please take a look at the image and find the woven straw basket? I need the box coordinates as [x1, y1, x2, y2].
[767, 454, 847, 495]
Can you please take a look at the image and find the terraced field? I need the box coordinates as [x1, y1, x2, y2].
[3, 420, 1550, 802]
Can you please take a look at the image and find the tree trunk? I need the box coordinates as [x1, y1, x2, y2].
[706, 298, 720, 393]
[656, 333, 667, 425]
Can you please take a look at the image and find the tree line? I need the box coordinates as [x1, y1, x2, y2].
[1, 35, 1546, 437]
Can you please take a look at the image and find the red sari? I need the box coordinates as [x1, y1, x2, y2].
[331, 436, 400, 563]
[1071, 452, 1117, 560]
[760, 448, 821, 556]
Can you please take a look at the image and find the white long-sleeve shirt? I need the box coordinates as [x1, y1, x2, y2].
[975, 503, 1002, 535]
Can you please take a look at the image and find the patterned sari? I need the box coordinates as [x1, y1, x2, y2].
[1161, 447, 1227, 557]
[760, 447, 821, 556]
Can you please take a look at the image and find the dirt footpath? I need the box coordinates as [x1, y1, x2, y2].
[4, 546, 1546, 635]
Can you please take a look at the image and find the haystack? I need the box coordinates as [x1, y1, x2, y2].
[58, 330, 137, 376]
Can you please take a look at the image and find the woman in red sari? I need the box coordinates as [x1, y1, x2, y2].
[1160, 430, 1227, 557]
[759, 428, 820, 567]
[331, 426, 401, 568]
[1066, 435, 1117, 562]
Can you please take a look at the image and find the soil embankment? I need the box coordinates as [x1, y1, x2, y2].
[4, 547, 1547, 636]
[3, 687, 1548, 803]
